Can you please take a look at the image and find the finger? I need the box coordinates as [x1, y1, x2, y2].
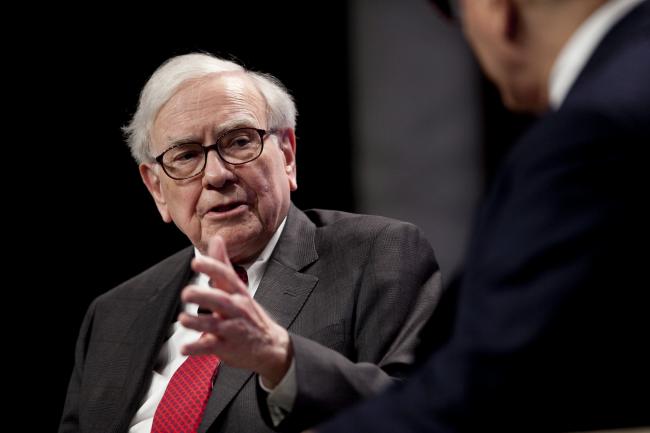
[208, 317, 254, 341]
[191, 256, 247, 295]
[182, 283, 218, 305]
[178, 312, 222, 334]
[181, 286, 242, 318]
[181, 333, 221, 356]
[208, 235, 232, 267]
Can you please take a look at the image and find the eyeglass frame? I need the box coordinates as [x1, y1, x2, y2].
[153, 127, 277, 180]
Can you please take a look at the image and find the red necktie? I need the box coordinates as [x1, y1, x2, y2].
[151, 265, 248, 433]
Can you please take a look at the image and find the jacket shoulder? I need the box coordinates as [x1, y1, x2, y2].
[302, 208, 426, 250]
[304, 208, 419, 234]
[95, 246, 194, 304]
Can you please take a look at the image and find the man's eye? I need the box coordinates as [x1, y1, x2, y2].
[171, 149, 202, 163]
[225, 136, 253, 148]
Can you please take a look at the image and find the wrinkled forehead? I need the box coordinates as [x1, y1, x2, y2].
[151, 72, 268, 146]
[163, 72, 266, 118]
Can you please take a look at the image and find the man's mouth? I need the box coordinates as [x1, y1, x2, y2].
[206, 201, 247, 216]
[213, 203, 239, 212]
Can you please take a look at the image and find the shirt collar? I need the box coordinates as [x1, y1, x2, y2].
[548, 0, 643, 109]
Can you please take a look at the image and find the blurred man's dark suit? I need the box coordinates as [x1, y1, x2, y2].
[318, 2, 650, 431]
[59, 205, 441, 433]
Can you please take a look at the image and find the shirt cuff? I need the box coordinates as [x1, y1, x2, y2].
[258, 358, 297, 426]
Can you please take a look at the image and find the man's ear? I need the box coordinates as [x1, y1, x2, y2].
[486, 0, 520, 43]
[139, 163, 172, 223]
[488, 0, 523, 61]
[278, 128, 298, 191]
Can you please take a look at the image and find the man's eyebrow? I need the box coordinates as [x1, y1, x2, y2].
[213, 118, 259, 136]
[166, 136, 201, 148]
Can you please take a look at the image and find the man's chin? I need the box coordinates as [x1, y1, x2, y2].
[201, 226, 264, 263]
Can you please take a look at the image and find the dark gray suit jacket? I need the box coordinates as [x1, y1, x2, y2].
[59, 204, 442, 433]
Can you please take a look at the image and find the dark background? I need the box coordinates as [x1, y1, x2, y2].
[29, 3, 528, 431]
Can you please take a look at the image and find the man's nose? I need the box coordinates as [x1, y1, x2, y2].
[202, 149, 236, 188]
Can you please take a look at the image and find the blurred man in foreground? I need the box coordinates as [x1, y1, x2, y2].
[316, 0, 650, 431]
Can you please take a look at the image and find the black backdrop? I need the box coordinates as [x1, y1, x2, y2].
[38, 4, 351, 430]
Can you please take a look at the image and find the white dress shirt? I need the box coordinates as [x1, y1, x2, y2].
[548, 0, 644, 109]
[129, 218, 287, 433]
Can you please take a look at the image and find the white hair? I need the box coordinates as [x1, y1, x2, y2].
[123, 52, 297, 164]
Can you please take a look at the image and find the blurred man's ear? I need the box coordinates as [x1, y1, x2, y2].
[480, 0, 520, 43]
[139, 163, 172, 223]
[485, 0, 523, 54]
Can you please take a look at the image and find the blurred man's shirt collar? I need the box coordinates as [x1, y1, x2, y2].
[549, 0, 644, 110]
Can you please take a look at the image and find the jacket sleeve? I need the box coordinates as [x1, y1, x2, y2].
[258, 222, 443, 432]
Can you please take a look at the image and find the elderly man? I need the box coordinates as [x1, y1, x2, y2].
[315, 0, 650, 431]
[58, 53, 442, 433]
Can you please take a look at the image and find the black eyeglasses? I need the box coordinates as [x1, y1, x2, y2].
[154, 127, 275, 180]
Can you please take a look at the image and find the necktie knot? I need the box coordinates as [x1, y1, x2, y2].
[233, 264, 248, 285]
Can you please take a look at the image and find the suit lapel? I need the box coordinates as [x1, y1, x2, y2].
[111, 247, 195, 433]
[256, 204, 320, 329]
[199, 204, 319, 432]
